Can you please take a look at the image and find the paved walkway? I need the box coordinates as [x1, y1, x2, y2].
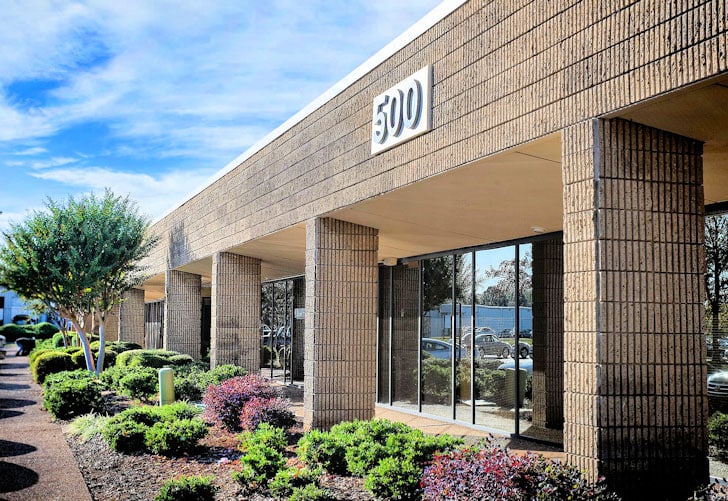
[0, 348, 92, 501]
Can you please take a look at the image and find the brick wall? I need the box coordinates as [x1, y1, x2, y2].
[142, 1, 727, 276]
[163, 270, 202, 358]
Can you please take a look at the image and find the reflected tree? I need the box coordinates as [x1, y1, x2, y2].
[479, 252, 532, 307]
[706, 214, 728, 362]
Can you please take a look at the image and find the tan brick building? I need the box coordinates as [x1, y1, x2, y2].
[122, 1, 728, 498]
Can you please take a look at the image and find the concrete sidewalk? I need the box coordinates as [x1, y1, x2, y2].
[0, 348, 92, 501]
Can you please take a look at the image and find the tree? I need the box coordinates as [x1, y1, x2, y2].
[478, 252, 532, 307]
[0, 190, 158, 375]
[706, 214, 728, 363]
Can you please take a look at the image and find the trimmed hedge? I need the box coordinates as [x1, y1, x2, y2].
[155, 475, 217, 501]
[32, 351, 73, 384]
[42, 370, 104, 419]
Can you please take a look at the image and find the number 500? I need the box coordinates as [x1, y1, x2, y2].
[371, 66, 432, 154]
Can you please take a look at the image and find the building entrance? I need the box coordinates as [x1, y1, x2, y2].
[260, 276, 304, 385]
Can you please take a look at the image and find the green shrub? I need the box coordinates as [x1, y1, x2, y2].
[297, 428, 350, 475]
[168, 354, 194, 366]
[0, 323, 31, 342]
[100, 364, 127, 389]
[201, 364, 248, 386]
[101, 402, 206, 454]
[269, 466, 322, 498]
[118, 366, 158, 400]
[145, 418, 209, 455]
[232, 443, 285, 487]
[53, 332, 71, 348]
[116, 349, 181, 368]
[155, 475, 217, 501]
[108, 341, 143, 353]
[102, 419, 149, 453]
[70, 349, 88, 369]
[42, 371, 104, 419]
[709, 412, 728, 450]
[238, 423, 287, 453]
[364, 457, 422, 501]
[29, 348, 55, 366]
[289, 484, 334, 501]
[31, 322, 60, 339]
[32, 351, 73, 383]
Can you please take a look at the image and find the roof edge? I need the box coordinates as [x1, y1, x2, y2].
[155, 0, 468, 224]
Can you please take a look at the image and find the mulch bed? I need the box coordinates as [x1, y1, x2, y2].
[64, 394, 373, 501]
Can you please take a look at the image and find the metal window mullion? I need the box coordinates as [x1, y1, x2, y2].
[418, 261, 423, 414]
[451, 255, 456, 422]
[471, 251, 476, 425]
[375, 269, 381, 404]
[514, 245, 521, 437]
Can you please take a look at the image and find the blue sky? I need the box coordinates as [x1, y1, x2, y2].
[0, 0, 442, 232]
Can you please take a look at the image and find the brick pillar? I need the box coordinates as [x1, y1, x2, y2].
[562, 118, 707, 499]
[531, 239, 564, 429]
[164, 270, 202, 358]
[304, 217, 378, 429]
[210, 252, 261, 372]
[119, 289, 145, 346]
[103, 304, 120, 342]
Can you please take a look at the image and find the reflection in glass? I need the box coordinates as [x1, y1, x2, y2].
[392, 263, 420, 408]
[377, 267, 390, 404]
[517, 244, 533, 435]
[473, 247, 516, 433]
[421, 256, 454, 418]
[455, 252, 474, 423]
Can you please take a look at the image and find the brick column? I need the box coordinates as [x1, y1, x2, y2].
[119, 289, 145, 346]
[210, 252, 261, 372]
[562, 118, 707, 499]
[304, 217, 378, 429]
[163, 270, 202, 358]
[531, 239, 564, 429]
[102, 304, 120, 342]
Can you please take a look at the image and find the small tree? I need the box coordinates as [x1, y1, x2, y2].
[0, 190, 157, 375]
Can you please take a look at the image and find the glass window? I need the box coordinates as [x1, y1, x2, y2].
[391, 263, 420, 409]
[474, 246, 516, 432]
[421, 256, 454, 418]
[377, 267, 391, 404]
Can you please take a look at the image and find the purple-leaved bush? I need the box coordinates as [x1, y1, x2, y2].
[421, 439, 619, 501]
[239, 396, 297, 431]
[202, 375, 277, 432]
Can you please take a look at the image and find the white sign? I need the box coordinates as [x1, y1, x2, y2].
[294, 307, 305, 320]
[371, 65, 432, 155]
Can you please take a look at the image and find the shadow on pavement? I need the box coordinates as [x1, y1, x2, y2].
[0, 461, 39, 492]
[0, 410, 23, 420]
[0, 363, 28, 370]
[0, 439, 36, 458]
[0, 383, 29, 391]
[0, 399, 34, 409]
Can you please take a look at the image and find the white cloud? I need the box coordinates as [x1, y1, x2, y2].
[28, 165, 218, 220]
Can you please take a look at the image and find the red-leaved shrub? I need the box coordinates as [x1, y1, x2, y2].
[202, 375, 277, 432]
[239, 396, 297, 431]
[421, 440, 619, 500]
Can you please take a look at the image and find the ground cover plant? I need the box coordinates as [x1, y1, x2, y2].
[155, 475, 217, 501]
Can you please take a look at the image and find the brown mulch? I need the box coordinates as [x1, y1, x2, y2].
[64, 395, 373, 501]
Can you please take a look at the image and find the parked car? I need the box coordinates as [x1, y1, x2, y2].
[499, 328, 514, 338]
[519, 329, 532, 338]
[497, 357, 533, 374]
[12, 314, 32, 325]
[514, 341, 532, 359]
[261, 325, 290, 349]
[421, 338, 465, 360]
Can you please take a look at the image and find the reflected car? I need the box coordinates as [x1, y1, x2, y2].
[514, 341, 532, 359]
[472, 334, 512, 359]
[708, 371, 728, 402]
[497, 358, 533, 375]
[519, 329, 533, 338]
[499, 328, 514, 338]
[421, 338, 465, 360]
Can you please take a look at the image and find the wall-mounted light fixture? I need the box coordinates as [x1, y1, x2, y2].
[382, 257, 398, 266]
[531, 226, 546, 233]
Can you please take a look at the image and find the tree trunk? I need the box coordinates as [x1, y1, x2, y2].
[95, 312, 106, 377]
